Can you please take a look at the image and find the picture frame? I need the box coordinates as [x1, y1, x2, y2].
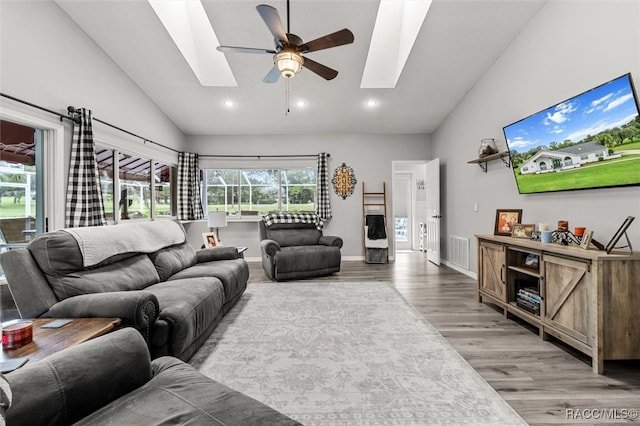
[511, 223, 535, 239]
[605, 216, 635, 254]
[494, 209, 523, 236]
[580, 229, 593, 250]
[202, 232, 219, 248]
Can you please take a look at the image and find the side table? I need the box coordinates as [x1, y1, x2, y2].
[1, 317, 121, 365]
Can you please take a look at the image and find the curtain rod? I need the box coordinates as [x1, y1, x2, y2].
[0, 93, 180, 154]
[2, 94, 328, 159]
[1, 92, 74, 123]
[67, 106, 179, 154]
[200, 154, 329, 159]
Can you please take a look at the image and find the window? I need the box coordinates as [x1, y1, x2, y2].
[204, 168, 316, 217]
[96, 145, 176, 222]
[0, 120, 42, 246]
[119, 153, 151, 219]
[97, 147, 115, 219]
[154, 162, 174, 217]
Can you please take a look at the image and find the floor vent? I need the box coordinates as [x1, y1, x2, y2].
[448, 235, 470, 270]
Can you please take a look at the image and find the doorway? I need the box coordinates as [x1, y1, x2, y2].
[393, 173, 412, 250]
[392, 161, 427, 254]
[0, 119, 44, 245]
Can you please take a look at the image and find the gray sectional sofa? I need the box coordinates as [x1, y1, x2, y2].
[0, 220, 248, 361]
[3, 328, 300, 426]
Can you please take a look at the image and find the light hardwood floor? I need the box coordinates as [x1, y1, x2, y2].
[248, 251, 640, 425]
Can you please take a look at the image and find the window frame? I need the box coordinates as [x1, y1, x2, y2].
[202, 167, 317, 219]
[0, 103, 66, 232]
[92, 122, 178, 223]
[95, 144, 177, 223]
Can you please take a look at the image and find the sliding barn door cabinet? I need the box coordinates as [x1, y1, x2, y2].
[476, 234, 640, 374]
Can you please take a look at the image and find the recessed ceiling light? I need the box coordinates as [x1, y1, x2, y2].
[224, 100, 235, 108]
[366, 100, 378, 108]
[296, 100, 306, 108]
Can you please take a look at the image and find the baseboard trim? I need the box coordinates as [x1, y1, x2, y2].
[442, 260, 477, 280]
[342, 256, 364, 261]
[245, 256, 397, 263]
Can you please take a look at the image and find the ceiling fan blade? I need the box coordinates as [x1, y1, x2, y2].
[298, 29, 354, 53]
[263, 66, 281, 83]
[256, 4, 289, 47]
[217, 46, 276, 55]
[303, 57, 338, 80]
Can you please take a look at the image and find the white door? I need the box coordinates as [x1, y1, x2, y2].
[393, 173, 412, 250]
[426, 158, 441, 265]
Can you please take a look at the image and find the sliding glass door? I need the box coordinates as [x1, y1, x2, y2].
[0, 119, 44, 248]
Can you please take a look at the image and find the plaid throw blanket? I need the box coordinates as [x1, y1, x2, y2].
[262, 213, 323, 230]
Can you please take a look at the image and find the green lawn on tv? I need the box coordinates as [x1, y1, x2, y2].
[515, 155, 640, 193]
[612, 141, 640, 151]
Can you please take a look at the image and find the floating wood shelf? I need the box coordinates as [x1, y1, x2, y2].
[467, 151, 511, 173]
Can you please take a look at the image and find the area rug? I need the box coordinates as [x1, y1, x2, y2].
[190, 282, 526, 425]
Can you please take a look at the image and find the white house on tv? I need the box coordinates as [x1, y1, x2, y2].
[519, 142, 619, 175]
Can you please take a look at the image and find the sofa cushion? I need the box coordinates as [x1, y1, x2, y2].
[5, 328, 152, 426]
[46, 254, 161, 300]
[275, 245, 341, 273]
[267, 228, 321, 247]
[168, 259, 249, 303]
[27, 229, 138, 273]
[147, 242, 197, 282]
[0, 249, 58, 317]
[26, 228, 162, 300]
[144, 278, 225, 359]
[76, 357, 301, 426]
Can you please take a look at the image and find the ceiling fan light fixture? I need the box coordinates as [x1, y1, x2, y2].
[275, 51, 304, 78]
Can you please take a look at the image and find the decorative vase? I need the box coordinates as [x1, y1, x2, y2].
[478, 138, 498, 158]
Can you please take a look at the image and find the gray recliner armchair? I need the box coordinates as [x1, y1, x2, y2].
[259, 218, 343, 281]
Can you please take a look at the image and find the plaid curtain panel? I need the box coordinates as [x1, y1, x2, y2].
[177, 152, 204, 221]
[316, 152, 332, 220]
[262, 212, 323, 230]
[65, 108, 107, 228]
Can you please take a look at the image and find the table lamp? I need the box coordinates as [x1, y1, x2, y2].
[207, 211, 227, 243]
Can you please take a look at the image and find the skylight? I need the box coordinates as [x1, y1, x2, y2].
[361, 0, 432, 89]
[148, 0, 237, 87]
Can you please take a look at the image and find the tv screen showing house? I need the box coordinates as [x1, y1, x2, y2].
[503, 73, 640, 194]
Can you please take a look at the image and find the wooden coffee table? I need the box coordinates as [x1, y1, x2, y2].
[1, 317, 121, 363]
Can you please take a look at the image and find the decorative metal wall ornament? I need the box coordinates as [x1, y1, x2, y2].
[332, 162, 357, 199]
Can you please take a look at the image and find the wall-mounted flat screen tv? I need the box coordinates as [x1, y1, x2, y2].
[503, 73, 640, 194]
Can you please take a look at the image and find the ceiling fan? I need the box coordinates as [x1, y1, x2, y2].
[217, 0, 354, 83]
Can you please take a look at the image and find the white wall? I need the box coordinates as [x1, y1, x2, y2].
[0, 1, 185, 229]
[432, 0, 640, 274]
[186, 134, 431, 259]
[0, 1, 184, 156]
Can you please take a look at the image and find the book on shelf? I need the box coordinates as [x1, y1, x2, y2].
[517, 288, 541, 304]
[516, 298, 540, 315]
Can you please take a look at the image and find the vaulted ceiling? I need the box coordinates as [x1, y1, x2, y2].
[54, 0, 545, 136]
